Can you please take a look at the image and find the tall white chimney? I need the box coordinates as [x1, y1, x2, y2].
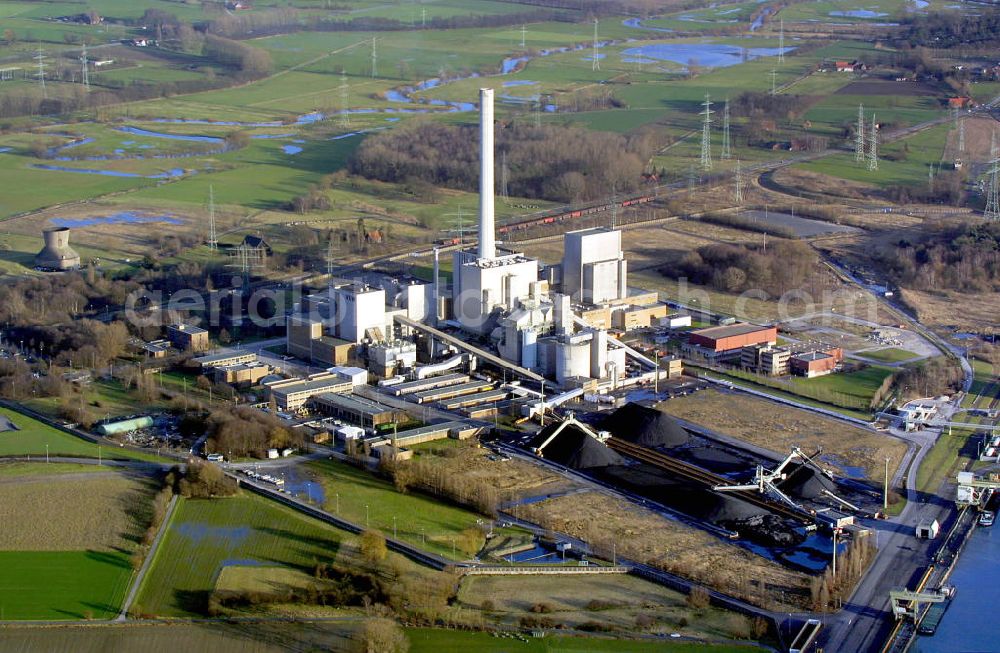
[478, 87, 496, 260]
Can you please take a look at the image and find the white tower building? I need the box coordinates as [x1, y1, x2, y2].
[452, 88, 540, 333]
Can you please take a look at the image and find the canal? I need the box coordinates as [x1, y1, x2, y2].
[912, 525, 1000, 651]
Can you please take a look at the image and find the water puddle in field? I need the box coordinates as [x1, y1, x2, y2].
[251, 133, 295, 139]
[31, 164, 188, 178]
[281, 144, 303, 155]
[621, 43, 795, 68]
[750, 6, 773, 31]
[622, 17, 674, 33]
[117, 126, 224, 143]
[502, 80, 538, 87]
[829, 9, 889, 17]
[176, 523, 252, 545]
[0, 147, 11, 153]
[50, 211, 184, 228]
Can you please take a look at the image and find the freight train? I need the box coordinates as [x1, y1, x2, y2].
[435, 194, 656, 245]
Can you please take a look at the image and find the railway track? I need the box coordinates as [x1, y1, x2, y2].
[605, 437, 813, 524]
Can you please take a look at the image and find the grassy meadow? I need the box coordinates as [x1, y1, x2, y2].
[0, 467, 156, 619]
[134, 493, 345, 617]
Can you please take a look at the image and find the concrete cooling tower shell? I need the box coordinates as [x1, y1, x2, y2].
[35, 227, 81, 270]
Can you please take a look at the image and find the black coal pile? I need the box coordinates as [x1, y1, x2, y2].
[601, 403, 689, 448]
[778, 462, 837, 500]
[720, 514, 804, 548]
[680, 446, 746, 474]
[529, 422, 623, 469]
[595, 464, 768, 523]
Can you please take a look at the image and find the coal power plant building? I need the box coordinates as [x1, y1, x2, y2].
[35, 227, 80, 270]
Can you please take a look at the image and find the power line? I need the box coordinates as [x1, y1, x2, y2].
[777, 19, 785, 64]
[734, 158, 744, 205]
[984, 129, 1000, 221]
[592, 19, 600, 72]
[80, 43, 90, 91]
[500, 150, 510, 201]
[339, 70, 350, 128]
[207, 185, 218, 250]
[34, 43, 46, 98]
[721, 97, 731, 160]
[867, 113, 878, 172]
[700, 93, 713, 171]
[855, 104, 865, 163]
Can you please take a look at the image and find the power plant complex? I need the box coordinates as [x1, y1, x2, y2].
[287, 88, 670, 396]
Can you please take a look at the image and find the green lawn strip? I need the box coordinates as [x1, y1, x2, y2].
[692, 367, 873, 421]
[134, 493, 345, 617]
[406, 628, 766, 653]
[307, 457, 485, 560]
[857, 348, 920, 364]
[0, 462, 109, 477]
[915, 428, 977, 496]
[0, 550, 133, 620]
[0, 407, 164, 462]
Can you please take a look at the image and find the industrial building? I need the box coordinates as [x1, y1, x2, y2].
[790, 351, 838, 377]
[265, 372, 352, 412]
[35, 227, 80, 270]
[450, 89, 544, 334]
[562, 228, 628, 305]
[683, 323, 778, 361]
[212, 362, 271, 388]
[310, 392, 405, 429]
[167, 324, 210, 352]
[741, 345, 792, 376]
[193, 349, 257, 369]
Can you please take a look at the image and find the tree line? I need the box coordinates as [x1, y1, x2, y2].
[660, 240, 820, 297]
[350, 120, 660, 203]
[898, 9, 1000, 48]
[879, 219, 1000, 293]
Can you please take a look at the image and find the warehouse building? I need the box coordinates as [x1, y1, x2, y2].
[193, 349, 257, 369]
[790, 351, 838, 378]
[212, 362, 271, 388]
[265, 373, 352, 412]
[683, 323, 778, 362]
[310, 392, 405, 429]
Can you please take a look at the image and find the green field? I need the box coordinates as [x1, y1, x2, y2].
[860, 348, 920, 364]
[788, 365, 895, 402]
[308, 457, 485, 560]
[134, 493, 345, 617]
[0, 407, 162, 461]
[406, 628, 765, 653]
[0, 550, 133, 620]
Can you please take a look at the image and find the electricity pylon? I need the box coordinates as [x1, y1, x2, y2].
[856, 104, 865, 163]
[778, 20, 785, 64]
[80, 44, 90, 91]
[867, 113, 878, 172]
[734, 159, 744, 205]
[700, 94, 714, 171]
[984, 130, 1000, 221]
[207, 185, 218, 250]
[34, 44, 46, 98]
[721, 98, 732, 160]
[592, 20, 600, 71]
[339, 70, 350, 128]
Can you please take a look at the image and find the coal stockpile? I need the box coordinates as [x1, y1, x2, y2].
[601, 403, 689, 448]
[530, 423, 624, 469]
[595, 463, 768, 523]
[777, 462, 837, 500]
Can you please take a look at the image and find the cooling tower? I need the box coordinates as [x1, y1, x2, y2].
[35, 227, 81, 270]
